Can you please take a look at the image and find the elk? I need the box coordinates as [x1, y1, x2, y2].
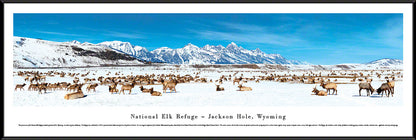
[39, 76, 46, 81]
[47, 83, 59, 91]
[149, 87, 162, 96]
[162, 79, 178, 93]
[216, 85, 224, 91]
[15, 83, 26, 91]
[64, 86, 85, 100]
[86, 83, 98, 92]
[38, 83, 48, 94]
[377, 83, 393, 97]
[28, 83, 39, 91]
[311, 86, 327, 96]
[365, 78, 373, 83]
[67, 83, 84, 92]
[358, 82, 374, 96]
[139, 86, 151, 93]
[24, 76, 29, 81]
[109, 84, 118, 94]
[238, 84, 252, 91]
[320, 82, 338, 95]
[233, 77, 242, 85]
[120, 82, 135, 95]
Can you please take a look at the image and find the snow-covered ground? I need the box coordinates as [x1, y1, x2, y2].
[13, 66, 402, 107]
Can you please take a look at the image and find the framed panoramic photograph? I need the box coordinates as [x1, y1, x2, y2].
[2, 1, 414, 140]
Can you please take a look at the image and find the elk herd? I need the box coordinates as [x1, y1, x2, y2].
[13, 69, 401, 101]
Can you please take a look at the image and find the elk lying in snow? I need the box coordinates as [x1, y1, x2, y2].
[86, 83, 98, 92]
[64, 86, 84, 100]
[149, 88, 162, 96]
[358, 82, 374, 96]
[67, 83, 84, 92]
[120, 82, 135, 95]
[377, 83, 393, 97]
[311, 86, 327, 96]
[139, 86, 151, 93]
[320, 82, 338, 95]
[15, 83, 26, 91]
[216, 85, 224, 91]
[162, 79, 178, 93]
[238, 84, 252, 91]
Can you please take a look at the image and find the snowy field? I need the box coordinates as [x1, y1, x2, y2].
[12, 66, 403, 107]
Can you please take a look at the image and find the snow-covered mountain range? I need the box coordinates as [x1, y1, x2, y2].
[97, 40, 306, 65]
[12, 37, 403, 70]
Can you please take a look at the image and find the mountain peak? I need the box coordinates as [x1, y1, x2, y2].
[70, 40, 81, 44]
[226, 42, 241, 49]
[156, 47, 173, 50]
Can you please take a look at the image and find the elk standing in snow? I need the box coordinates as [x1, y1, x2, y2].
[15, 83, 26, 91]
[358, 82, 374, 96]
[120, 82, 135, 95]
[162, 79, 178, 93]
[238, 84, 252, 91]
[311, 86, 327, 96]
[320, 82, 338, 95]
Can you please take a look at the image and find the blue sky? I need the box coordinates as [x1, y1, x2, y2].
[14, 13, 403, 65]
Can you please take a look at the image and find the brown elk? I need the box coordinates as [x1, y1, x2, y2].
[365, 78, 373, 83]
[233, 77, 242, 85]
[86, 83, 98, 92]
[358, 82, 374, 96]
[120, 82, 135, 95]
[58, 82, 70, 90]
[238, 84, 252, 91]
[320, 82, 338, 95]
[377, 83, 393, 97]
[64, 86, 85, 100]
[162, 79, 178, 93]
[149, 88, 162, 96]
[311, 86, 327, 96]
[109, 84, 118, 94]
[28, 83, 39, 91]
[15, 83, 26, 91]
[47, 83, 59, 91]
[216, 85, 224, 91]
[67, 84, 82, 92]
[24, 76, 29, 81]
[387, 80, 395, 94]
